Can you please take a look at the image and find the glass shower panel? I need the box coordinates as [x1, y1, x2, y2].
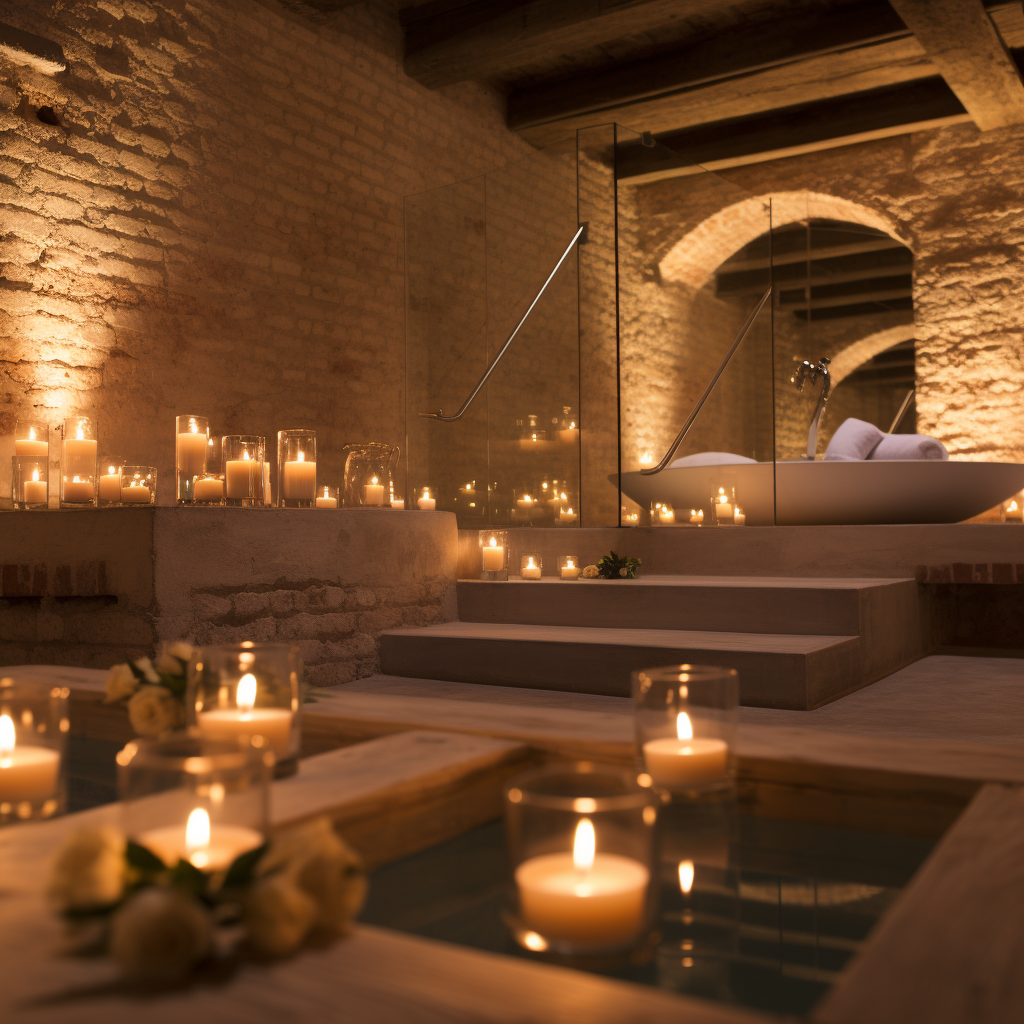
[613, 127, 776, 526]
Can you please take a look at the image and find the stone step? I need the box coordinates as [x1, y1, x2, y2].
[378, 621, 863, 710]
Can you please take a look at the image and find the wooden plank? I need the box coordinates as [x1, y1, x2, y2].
[778, 286, 913, 310]
[815, 783, 1024, 1024]
[888, 0, 1024, 130]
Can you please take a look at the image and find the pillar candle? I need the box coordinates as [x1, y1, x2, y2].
[99, 468, 121, 502]
[63, 476, 94, 502]
[138, 810, 263, 872]
[22, 472, 47, 505]
[0, 714, 59, 802]
[176, 429, 208, 479]
[15, 434, 48, 458]
[363, 476, 385, 505]
[121, 483, 151, 504]
[282, 453, 317, 500]
[194, 477, 224, 502]
[315, 487, 337, 508]
[417, 489, 435, 510]
[63, 437, 97, 477]
[482, 541, 504, 571]
[560, 558, 580, 579]
[642, 712, 728, 788]
[225, 456, 259, 499]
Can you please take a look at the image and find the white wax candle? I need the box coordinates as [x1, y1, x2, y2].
[516, 843, 648, 945]
[98, 470, 121, 502]
[557, 427, 579, 445]
[63, 437, 97, 477]
[689, 509, 704, 525]
[194, 477, 224, 502]
[363, 477, 385, 505]
[15, 438, 48, 458]
[22, 478, 47, 504]
[315, 487, 338, 508]
[716, 501, 733, 522]
[0, 714, 59, 802]
[521, 558, 541, 580]
[121, 484, 151, 504]
[559, 507, 578, 524]
[417, 490, 435, 510]
[560, 558, 580, 580]
[482, 543, 505, 571]
[516, 497, 534, 513]
[63, 476, 94, 502]
[390, 498, 405, 510]
[198, 707, 293, 757]
[658, 507, 676, 524]
[176, 430, 208, 478]
[642, 713, 728, 788]
[734, 510, 746, 526]
[138, 820, 264, 872]
[225, 457, 259, 499]
[283, 456, 317, 500]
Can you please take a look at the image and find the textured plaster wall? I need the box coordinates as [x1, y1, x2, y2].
[0, 0, 535, 504]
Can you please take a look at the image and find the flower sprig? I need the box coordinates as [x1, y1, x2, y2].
[596, 550, 642, 579]
[48, 816, 366, 984]
[104, 642, 194, 737]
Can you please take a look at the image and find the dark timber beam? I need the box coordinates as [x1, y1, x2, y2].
[887, 0, 1024, 130]
[403, 0, 737, 89]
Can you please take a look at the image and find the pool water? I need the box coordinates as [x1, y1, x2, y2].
[359, 803, 935, 1018]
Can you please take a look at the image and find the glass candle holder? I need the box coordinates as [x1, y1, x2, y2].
[514, 489, 537, 523]
[479, 530, 508, 581]
[61, 416, 97, 507]
[416, 486, 436, 510]
[175, 415, 210, 503]
[315, 484, 339, 508]
[687, 507, 705, 527]
[621, 506, 640, 525]
[0, 677, 69, 825]
[15, 419, 49, 459]
[520, 554, 543, 579]
[504, 763, 658, 956]
[194, 473, 225, 504]
[652, 501, 676, 525]
[118, 735, 271, 871]
[222, 436, 265, 507]
[557, 407, 579, 445]
[556, 504, 578, 526]
[12, 456, 48, 509]
[712, 486, 735, 526]
[558, 555, 581, 580]
[187, 642, 302, 776]
[633, 664, 739, 799]
[98, 459, 123, 506]
[342, 443, 398, 508]
[278, 429, 317, 508]
[120, 466, 156, 505]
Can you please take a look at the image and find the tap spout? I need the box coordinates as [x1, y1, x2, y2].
[791, 357, 832, 460]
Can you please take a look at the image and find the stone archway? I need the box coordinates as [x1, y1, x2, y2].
[828, 324, 917, 385]
[658, 191, 909, 289]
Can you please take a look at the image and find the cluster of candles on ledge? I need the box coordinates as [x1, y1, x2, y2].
[634, 487, 746, 527]
[9, 415, 436, 511]
[479, 532, 581, 580]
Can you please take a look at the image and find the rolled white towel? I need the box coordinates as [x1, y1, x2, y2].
[869, 433, 948, 460]
[824, 418, 883, 461]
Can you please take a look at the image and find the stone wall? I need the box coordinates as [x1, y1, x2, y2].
[0, 0, 535, 505]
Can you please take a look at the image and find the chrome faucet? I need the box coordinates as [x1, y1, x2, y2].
[792, 357, 831, 460]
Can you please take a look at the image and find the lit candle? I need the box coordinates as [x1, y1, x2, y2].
[197, 672, 293, 757]
[679, 859, 694, 895]
[363, 475, 385, 506]
[417, 488, 435, 510]
[138, 807, 263, 872]
[657, 504, 675, 524]
[194, 477, 224, 502]
[121, 479, 151, 503]
[561, 558, 580, 580]
[99, 465, 121, 502]
[558, 421, 579, 444]
[62, 475, 94, 502]
[734, 507, 746, 526]
[482, 536, 505, 571]
[0, 713, 59, 802]
[23, 469, 47, 505]
[515, 817, 649, 946]
[516, 494, 534, 514]
[15, 427, 47, 458]
[282, 450, 317, 501]
[225, 451, 259, 499]
[176, 418, 208, 480]
[642, 712, 728, 789]
[559, 506, 578, 524]
[521, 557, 541, 580]
[715, 488, 733, 522]
[689, 508, 704, 525]
[390, 498, 405, 510]
[315, 486, 338, 509]
[64, 425, 97, 478]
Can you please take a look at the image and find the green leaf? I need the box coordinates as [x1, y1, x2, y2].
[126, 841, 166, 873]
[169, 857, 208, 893]
[222, 842, 268, 889]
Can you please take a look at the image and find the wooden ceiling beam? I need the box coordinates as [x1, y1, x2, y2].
[886, 0, 1024, 130]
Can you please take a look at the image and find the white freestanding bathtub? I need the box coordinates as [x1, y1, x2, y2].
[619, 460, 1024, 526]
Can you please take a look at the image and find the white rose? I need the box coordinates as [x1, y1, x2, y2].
[47, 826, 126, 911]
[127, 686, 180, 738]
[258, 817, 366, 933]
[619, 567, 629, 577]
[165, 641, 194, 663]
[132, 656, 161, 684]
[243, 874, 318, 957]
[153, 652, 181, 675]
[109, 888, 212, 983]
[104, 663, 138, 704]
[581, 564, 599, 579]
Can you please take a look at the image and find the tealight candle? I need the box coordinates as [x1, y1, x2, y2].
[197, 672, 293, 757]
[515, 818, 649, 946]
[642, 712, 728, 789]
[516, 495, 535, 514]
[689, 508, 704, 525]
[138, 807, 263, 872]
[363, 475, 385, 505]
[658, 505, 675, 524]
[734, 507, 746, 526]
[417, 488, 435, 510]
[0, 713, 60, 803]
[315, 486, 338, 508]
[559, 506, 578, 524]
[98, 465, 121, 502]
[282, 450, 317, 500]
[194, 477, 224, 502]
[521, 556, 542, 580]
[390, 498, 405, 510]
[121, 482, 151, 503]
[560, 557, 580, 580]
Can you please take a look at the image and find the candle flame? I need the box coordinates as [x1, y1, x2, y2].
[370, 475, 377, 484]
[237, 672, 257, 716]
[0, 713, 14, 759]
[185, 808, 211, 868]
[76, 425, 84, 440]
[297, 450, 305, 462]
[31, 469, 40, 483]
[679, 860, 695, 894]
[527, 557, 536, 569]
[567, 558, 575, 569]
[243, 451, 250, 461]
[323, 486, 330, 498]
[488, 536, 497, 548]
[677, 711, 693, 741]
[72, 475, 81, 483]
[422, 487, 431, 498]
[189, 419, 198, 434]
[1010, 501, 1019, 513]
[28, 427, 36, 441]
[560, 491, 566, 501]
[567, 507, 574, 515]
[573, 818, 595, 872]
[523, 495, 532, 503]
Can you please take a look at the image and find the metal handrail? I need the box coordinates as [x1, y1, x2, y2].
[419, 224, 586, 422]
[888, 388, 914, 434]
[640, 286, 772, 475]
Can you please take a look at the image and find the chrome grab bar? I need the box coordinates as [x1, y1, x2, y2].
[419, 224, 586, 422]
[640, 286, 772, 475]
[888, 388, 915, 434]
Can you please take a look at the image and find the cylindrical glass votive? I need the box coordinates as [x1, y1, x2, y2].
[556, 505, 578, 526]
[315, 485, 339, 508]
[480, 530, 508, 581]
[120, 466, 156, 505]
[176, 415, 210, 504]
[194, 473, 225, 504]
[416, 486, 436, 510]
[558, 555, 581, 580]
[187, 642, 301, 776]
[514, 489, 537, 523]
[98, 460, 123, 506]
[15, 419, 49, 459]
[278, 429, 317, 508]
[652, 501, 676, 525]
[520, 554, 542, 579]
[118, 735, 271, 871]
[12, 456, 48, 509]
[222, 436, 265, 507]
[61, 416, 97, 507]
[632, 664, 738, 798]
[504, 763, 658, 956]
[0, 677, 68, 825]
[712, 486, 735, 526]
